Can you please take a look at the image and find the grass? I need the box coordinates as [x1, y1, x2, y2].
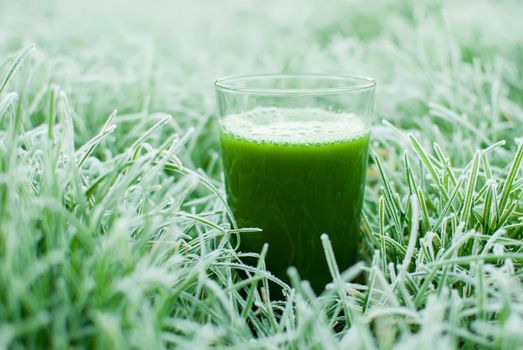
[1, 0, 522, 348]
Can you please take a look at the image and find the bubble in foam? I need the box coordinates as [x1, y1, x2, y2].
[221, 107, 367, 144]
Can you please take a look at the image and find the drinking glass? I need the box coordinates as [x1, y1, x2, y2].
[215, 74, 375, 293]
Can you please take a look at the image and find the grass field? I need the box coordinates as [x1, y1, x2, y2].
[1, 0, 523, 348]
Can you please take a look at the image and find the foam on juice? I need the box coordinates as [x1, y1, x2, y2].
[220, 107, 367, 145]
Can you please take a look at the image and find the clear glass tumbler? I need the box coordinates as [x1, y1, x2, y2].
[215, 74, 375, 293]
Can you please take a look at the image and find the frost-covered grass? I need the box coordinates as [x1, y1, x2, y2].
[1, 0, 522, 348]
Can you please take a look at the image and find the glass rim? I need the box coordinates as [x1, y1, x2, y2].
[215, 73, 376, 95]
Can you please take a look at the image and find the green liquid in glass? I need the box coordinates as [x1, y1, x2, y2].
[220, 108, 369, 293]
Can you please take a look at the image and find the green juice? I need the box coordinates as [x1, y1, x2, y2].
[220, 107, 369, 293]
